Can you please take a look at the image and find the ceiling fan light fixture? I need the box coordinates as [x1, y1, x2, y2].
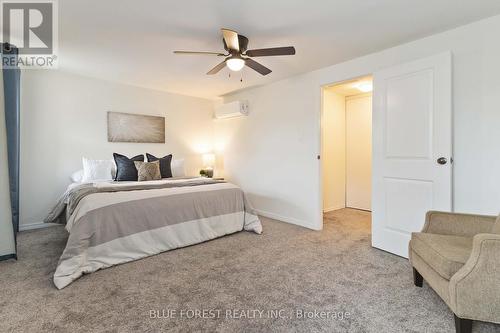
[226, 57, 245, 71]
[174, 28, 294, 76]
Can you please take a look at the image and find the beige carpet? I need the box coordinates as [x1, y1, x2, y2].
[0, 209, 498, 332]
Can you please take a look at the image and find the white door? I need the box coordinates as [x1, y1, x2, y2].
[346, 94, 372, 211]
[372, 52, 452, 258]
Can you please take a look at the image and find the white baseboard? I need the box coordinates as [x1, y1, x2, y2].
[323, 205, 346, 213]
[19, 222, 57, 231]
[254, 209, 320, 231]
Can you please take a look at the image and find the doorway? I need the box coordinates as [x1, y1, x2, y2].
[319, 52, 452, 258]
[322, 76, 373, 215]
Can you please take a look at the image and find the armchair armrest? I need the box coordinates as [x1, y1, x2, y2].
[422, 211, 495, 237]
[449, 233, 500, 323]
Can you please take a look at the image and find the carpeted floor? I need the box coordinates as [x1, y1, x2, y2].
[0, 208, 498, 332]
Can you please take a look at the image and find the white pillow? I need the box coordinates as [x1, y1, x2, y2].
[70, 169, 84, 183]
[82, 157, 115, 182]
[171, 159, 185, 177]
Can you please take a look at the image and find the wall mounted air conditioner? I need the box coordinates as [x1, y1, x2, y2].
[214, 101, 249, 119]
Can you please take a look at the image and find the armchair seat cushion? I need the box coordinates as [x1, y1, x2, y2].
[492, 215, 500, 234]
[410, 233, 473, 280]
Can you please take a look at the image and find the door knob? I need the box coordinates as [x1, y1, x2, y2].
[437, 157, 447, 165]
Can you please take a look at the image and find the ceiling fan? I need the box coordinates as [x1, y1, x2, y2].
[173, 28, 296, 76]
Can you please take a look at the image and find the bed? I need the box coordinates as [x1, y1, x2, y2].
[45, 177, 262, 289]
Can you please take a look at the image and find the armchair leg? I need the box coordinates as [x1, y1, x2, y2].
[413, 267, 423, 287]
[454, 315, 472, 333]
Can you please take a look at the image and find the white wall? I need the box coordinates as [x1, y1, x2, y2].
[20, 70, 214, 228]
[322, 89, 346, 212]
[345, 94, 372, 211]
[0, 67, 16, 256]
[217, 14, 500, 230]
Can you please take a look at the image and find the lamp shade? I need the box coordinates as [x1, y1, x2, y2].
[202, 153, 215, 168]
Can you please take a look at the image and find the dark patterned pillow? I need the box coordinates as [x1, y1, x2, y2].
[113, 153, 144, 181]
[146, 153, 173, 178]
[134, 161, 161, 181]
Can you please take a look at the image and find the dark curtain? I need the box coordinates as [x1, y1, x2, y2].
[2, 43, 20, 255]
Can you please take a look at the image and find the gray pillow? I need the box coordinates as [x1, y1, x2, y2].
[113, 153, 144, 181]
[134, 160, 161, 181]
[146, 153, 173, 178]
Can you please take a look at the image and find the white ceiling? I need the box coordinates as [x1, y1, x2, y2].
[58, 0, 500, 99]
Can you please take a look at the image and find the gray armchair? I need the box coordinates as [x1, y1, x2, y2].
[409, 211, 500, 333]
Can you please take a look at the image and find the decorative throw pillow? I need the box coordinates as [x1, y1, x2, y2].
[134, 161, 161, 181]
[146, 153, 173, 178]
[113, 153, 144, 181]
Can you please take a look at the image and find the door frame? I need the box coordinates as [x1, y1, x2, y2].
[318, 52, 454, 234]
[319, 74, 374, 228]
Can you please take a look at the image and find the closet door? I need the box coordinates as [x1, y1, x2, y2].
[345, 94, 372, 211]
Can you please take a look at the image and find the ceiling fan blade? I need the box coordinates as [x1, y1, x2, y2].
[207, 60, 227, 75]
[174, 51, 226, 56]
[245, 58, 272, 76]
[246, 46, 296, 57]
[221, 28, 239, 52]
